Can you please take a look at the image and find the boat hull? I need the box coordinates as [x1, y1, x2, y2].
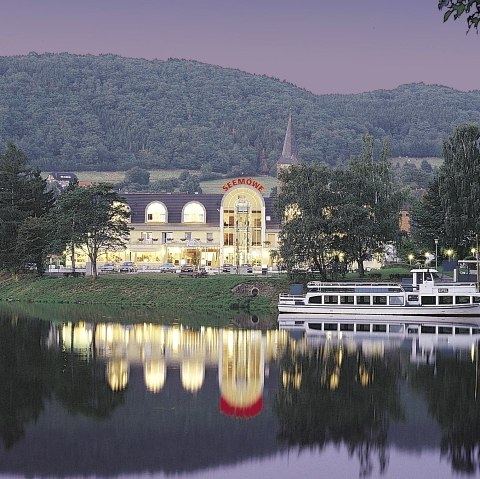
[277, 303, 480, 317]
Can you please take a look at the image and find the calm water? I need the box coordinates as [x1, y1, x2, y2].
[1, 305, 480, 479]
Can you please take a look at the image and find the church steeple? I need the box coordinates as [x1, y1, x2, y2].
[277, 114, 299, 166]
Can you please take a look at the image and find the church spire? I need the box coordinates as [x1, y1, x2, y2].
[277, 114, 299, 166]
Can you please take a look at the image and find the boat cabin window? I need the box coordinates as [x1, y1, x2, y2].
[455, 327, 470, 335]
[439, 296, 453, 305]
[324, 323, 338, 331]
[389, 296, 404, 306]
[421, 325, 436, 334]
[372, 296, 387, 305]
[324, 295, 338, 305]
[372, 324, 387, 333]
[438, 326, 453, 335]
[416, 271, 439, 284]
[474, 297, 480, 304]
[356, 323, 370, 332]
[308, 295, 323, 304]
[473, 328, 480, 334]
[357, 296, 371, 305]
[340, 323, 354, 331]
[389, 324, 404, 333]
[340, 296, 354, 304]
[421, 296, 436, 306]
[455, 296, 471, 304]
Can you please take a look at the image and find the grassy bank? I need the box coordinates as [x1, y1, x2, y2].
[0, 273, 290, 322]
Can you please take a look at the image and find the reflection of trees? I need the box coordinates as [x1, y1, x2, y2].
[275, 342, 404, 477]
[0, 314, 55, 448]
[0, 316, 125, 451]
[54, 324, 125, 418]
[410, 349, 480, 475]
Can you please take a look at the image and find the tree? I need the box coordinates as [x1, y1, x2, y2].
[52, 184, 131, 278]
[276, 163, 341, 280]
[437, 124, 480, 256]
[341, 136, 404, 276]
[410, 177, 446, 254]
[124, 167, 150, 186]
[276, 136, 403, 278]
[439, 1, 480, 31]
[179, 173, 203, 194]
[0, 144, 54, 273]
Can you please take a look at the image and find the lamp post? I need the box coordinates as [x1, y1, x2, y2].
[447, 249, 453, 262]
[434, 239, 439, 270]
[408, 254, 414, 266]
[477, 234, 480, 292]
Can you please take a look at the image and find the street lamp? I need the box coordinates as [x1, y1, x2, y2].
[446, 249, 453, 262]
[425, 251, 430, 266]
[434, 239, 439, 270]
[408, 254, 414, 265]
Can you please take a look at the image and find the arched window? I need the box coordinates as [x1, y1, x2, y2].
[183, 202, 206, 223]
[145, 201, 167, 223]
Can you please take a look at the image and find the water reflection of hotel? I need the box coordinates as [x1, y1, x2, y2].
[54, 322, 289, 418]
[52, 322, 480, 413]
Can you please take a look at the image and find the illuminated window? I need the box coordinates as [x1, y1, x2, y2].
[183, 202, 206, 223]
[145, 201, 167, 223]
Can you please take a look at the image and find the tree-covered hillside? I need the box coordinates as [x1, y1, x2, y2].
[0, 53, 479, 174]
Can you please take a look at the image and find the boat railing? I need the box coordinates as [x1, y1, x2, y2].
[433, 280, 477, 287]
[279, 293, 304, 300]
[306, 281, 400, 289]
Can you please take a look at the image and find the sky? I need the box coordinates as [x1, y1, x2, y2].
[1, 0, 479, 95]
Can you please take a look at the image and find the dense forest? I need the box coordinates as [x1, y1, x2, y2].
[0, 53, 479, 174]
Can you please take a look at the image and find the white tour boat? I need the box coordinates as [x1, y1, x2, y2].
[278, 268, 480, 317]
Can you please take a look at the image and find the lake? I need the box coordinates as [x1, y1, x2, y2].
[1, 305, 480, 479]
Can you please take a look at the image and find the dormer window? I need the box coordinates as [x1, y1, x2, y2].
[183, 201, 206, 223]
[145, 201, 167, 223]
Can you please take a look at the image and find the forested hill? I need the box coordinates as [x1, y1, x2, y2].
[1, 53, 479, 174]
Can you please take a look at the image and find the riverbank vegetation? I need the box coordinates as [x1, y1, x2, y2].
[0, 273, 291, 320]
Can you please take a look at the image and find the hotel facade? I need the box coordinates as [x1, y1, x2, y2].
[66, 116, 299, 271]
[119, 179, 280, 269]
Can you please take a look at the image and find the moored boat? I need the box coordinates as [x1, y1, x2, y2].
[278, 268, 480, 316]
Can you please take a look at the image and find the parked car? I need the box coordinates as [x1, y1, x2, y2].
[119, 261, 137, 273]
[160, 263, 176, 273]
[241, 263, 253, 273]
[222, 263, 234, 273]
[101, 262, 116, 273]
[179, 264, 194, 277]
[194, 267, 208, 278]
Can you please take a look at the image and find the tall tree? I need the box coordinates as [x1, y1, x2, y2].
[409, 176, 446, 255]
[437, 124, 480, 256]
[339, 136, 404, 276]
[276, 163, 341, 280]
[0, 144, 54, 273]
[52, 184, 131, 278]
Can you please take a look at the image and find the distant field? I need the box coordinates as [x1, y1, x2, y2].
[70, 171, 278, 194]
[58, 162, 436, 193]
[73, 170, 188, 183]
[391, 157, 443, 168]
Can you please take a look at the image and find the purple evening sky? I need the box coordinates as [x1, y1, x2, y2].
[1, 0, 478, 95]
